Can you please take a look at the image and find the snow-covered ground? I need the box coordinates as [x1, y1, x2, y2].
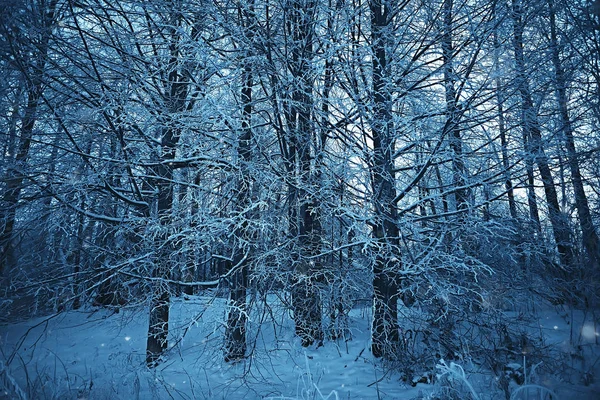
[1, 294, 599, 399]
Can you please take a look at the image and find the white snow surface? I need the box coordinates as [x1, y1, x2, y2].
[0, 294, 599, 399]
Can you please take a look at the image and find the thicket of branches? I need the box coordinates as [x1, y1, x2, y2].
[1, 0, 599, 376]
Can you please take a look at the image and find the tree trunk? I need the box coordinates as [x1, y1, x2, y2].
[493, 5, 518, 219]
[512, 0, 574, 269]
[523, 131, 542, 232]
[225, 22, 254, 360]
[146, 159, 175, 366]
[183, 173, 201, 296]
[442, 0, 468, 216]
[0, 0, 57, 276]
[2, 82, 24, 162]
[370, 0, 400, 359]
[548, 0, 600, 273]
[146, 20, 191, 366]
[286, 0, 323, 347]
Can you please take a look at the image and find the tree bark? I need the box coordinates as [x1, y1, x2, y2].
[548, 0, 600, 273]
[225, 12, 254, 359]
[146, 18, 191, 366]
[370, 0, 400, 359]
[512, 0, 574, 269]
[442, 0, 468, 216]
[0, 0, 57, 277]
[286, 0, 323, 347]
[493, 5, 518, 220]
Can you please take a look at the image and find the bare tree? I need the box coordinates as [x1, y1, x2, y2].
[224, 0, 256, 362]
[511, 0, 575, 269]
[0, 0, 59, 277]
[368, 0, 400, 358]
[547, 0, 600, 275]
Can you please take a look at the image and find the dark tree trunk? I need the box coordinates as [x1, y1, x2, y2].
[1, 82, 41, 275]
[146, 20, 191, 366]
[71, 199, 86, 310]
[512, 0, 575, 268]
[146, 280, 170, 365]
[3, 83, 24, 162]
[370, 0, 400, 359]
[523, 132, 542, 232]
[548, 0, 600, 273]
[435, 163, 450, 217]
[225, 251, 248, 361]
[286, 0, 323, 347]
[493, 5, 518, 219]
[0, 1, 57, 276]
[442, 0, 468, 216]
[183, 173, 201, 297]
[146, 160, 175, 367]
[225, 19, 254, 360]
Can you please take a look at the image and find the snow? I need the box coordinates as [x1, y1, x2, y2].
[1, 295, 599, 399]
[0, 295, 420, 399]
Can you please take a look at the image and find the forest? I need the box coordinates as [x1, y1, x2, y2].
[1, 0, 600, 398]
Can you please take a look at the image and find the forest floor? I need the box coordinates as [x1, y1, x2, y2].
[0, 293, 599, 399]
